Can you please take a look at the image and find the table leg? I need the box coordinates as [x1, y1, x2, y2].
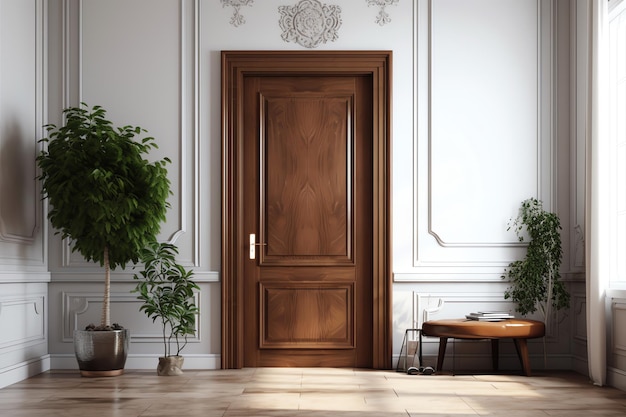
[513, 338, 532, 376]
[436, 337, 448, 372]
[491, 339, 499, 371]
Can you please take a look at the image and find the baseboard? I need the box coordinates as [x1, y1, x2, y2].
[0, 355, 51, 389]
[126, 354, 221, 370]
[571, 355, 589, 377]
[607, 366, 626, 391]
[49, 354, 79, 370]
[50, 353, 221, 371]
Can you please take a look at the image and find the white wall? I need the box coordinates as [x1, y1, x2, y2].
[45, 0, 222, 370]
[0, 0, 50, 388]
[394, 0, 584, 372]
[0, 0, 595, 381]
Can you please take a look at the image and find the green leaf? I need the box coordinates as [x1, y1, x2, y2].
[37, 103, 172, 327]
[132, 241, 198, 357]
[502, 198, 570, 318]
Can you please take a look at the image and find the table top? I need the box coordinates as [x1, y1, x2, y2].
[422, 318, 545, 339]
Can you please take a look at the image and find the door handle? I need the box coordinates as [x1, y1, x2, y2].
[249, 233, 267, 259]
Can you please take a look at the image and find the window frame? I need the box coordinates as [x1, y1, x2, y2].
[608, 0, 626, 290]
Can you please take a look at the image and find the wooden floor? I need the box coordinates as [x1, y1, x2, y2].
[1, 368, 625, 416]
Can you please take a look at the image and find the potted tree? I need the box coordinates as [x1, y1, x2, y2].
[502, 198, 570, 324]
[132, 241, 199, 376]
[37, 103, 171, 376]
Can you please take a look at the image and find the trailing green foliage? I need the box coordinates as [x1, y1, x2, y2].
[502, 198, 570, 319]
[133, 241, 199, 357]
[37, 103, 171, 328]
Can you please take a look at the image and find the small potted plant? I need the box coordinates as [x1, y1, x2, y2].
[37, 103, 171, 376]
[132, 241, 199, 376]
[502, 198, 570, 323]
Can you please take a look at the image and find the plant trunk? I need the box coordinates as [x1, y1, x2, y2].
[101, 246, 111, 328]
[162, 319, 168, 357]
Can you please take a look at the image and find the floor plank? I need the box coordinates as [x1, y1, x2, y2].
[0, 369, 624, 416]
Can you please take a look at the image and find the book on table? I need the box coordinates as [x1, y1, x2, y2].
[465, 311, 515, 321]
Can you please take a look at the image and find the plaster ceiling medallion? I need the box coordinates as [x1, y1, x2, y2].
[366, 0, 399, 26]
[221, 0, 254, 27]
[278, 0, 342, 49]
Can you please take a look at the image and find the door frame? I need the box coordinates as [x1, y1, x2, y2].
[221, 50, 392, 369]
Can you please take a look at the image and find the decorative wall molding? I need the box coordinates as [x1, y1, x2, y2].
[221, 0, 254, 27]
[0, 0, 45, 246]
[62, 291, 200, 344]
[49, 269, 219, 283]
[278, 0, 342, 48]
[61, 0, 200, 267]
[412, 291, 445, 328]
[0, 271, 50, 283]
[426, 0, 550, 248]
[394, 271, 511, 283]
[573, 224, 585, 269]
[62, 291, 136, 341]
[366, 0, 399, 26]
[427, 0, 548, 247]
[572, 0, 588, 273]
[131, 290, 201, 344]
[0, 297, 46, 349]
[572, 293, 587, 343]
[407, 0, 555, 278]
[176, 0, 201, 267]
[612, 300, 626, 356]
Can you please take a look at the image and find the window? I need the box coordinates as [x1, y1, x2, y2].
[609, 0, 626, 288]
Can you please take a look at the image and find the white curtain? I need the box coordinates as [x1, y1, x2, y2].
[585, 0, 609, 387]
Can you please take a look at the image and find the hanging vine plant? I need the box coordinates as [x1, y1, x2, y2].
[502, 198, 570, 321]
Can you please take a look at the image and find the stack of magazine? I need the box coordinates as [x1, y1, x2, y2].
[465, 311, 515, 321]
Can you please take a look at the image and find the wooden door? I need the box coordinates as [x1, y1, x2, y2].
[243, 75, 372, 367]
[222, 51, 392, 369]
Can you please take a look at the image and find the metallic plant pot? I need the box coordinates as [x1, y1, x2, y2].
[73, 328, 130, 377]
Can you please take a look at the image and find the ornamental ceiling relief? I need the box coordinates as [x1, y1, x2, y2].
[366, 0, 399, 26]
[221, 0, 400, 49]
[221, 0, 254, 27]
[278, 0, 342, 48]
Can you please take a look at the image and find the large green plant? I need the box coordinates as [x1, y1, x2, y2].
[132, 241, 199, 357]
[502, 198, 570, 321]
[37, 103, 171, 330]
